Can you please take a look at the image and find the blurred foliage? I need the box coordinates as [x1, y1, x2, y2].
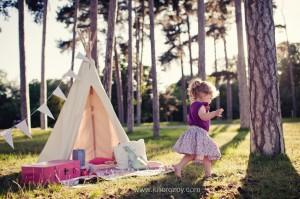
[0, 0, 17, 18]
[277, 42, 300, 117]
[0, 70, 20, 128]
[0, 70, 70, 128]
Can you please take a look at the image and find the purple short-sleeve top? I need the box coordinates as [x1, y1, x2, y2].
[187, 101, 210, 131]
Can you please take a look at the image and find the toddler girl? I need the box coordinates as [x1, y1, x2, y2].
[173, 78, 223, 179]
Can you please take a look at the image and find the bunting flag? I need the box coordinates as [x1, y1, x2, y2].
[76, 52, 91, 63]
[63, 69, 78, 80]
[53, 86, 67, 101]
[15, 119, 32, 138]
[0, 129, 14, 149]
[37, 104, 55, 119]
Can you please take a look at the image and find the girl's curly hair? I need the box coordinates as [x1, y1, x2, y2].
[187, 78, 219, 101]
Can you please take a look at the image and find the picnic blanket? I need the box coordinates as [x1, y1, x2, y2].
[60, 162, 174, 187]
[95, 165, 174, 180]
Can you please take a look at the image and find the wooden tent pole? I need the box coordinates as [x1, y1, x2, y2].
[90, 87, 97, 158]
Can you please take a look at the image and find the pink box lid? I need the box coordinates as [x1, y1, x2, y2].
[22, 160, 79, 168]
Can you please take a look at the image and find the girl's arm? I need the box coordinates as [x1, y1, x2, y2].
[198, 106, 224, 121]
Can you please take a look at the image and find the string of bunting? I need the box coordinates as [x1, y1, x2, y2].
[0, 53, 91, 149]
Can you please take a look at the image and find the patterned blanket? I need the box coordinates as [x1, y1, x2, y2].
[60, 162, 174, 186]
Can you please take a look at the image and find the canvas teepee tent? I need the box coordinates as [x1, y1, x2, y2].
[38, 56, 129, 163]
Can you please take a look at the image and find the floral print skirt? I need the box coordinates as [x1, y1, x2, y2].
[173, 126, 221, 161]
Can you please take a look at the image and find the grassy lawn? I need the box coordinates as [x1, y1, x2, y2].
[0, 120, 300, 198]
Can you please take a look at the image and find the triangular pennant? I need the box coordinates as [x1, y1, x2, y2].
[15, 119, 32, 138]
[53, 86, 67, 101]
[0, 129, 14, 149]
[63, 69, 78, 80]
[37, 104, 55, 119]
[76, 52, 91, 63]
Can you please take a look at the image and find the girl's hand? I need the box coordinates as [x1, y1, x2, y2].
[215, 108, 224, 117]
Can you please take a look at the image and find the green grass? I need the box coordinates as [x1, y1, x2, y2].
[0, 120, 300, 198]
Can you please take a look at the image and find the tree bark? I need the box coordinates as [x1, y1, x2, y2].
[114, 40, 124, 124]
[149, 0, 160, 138]
[180, 54, 187, 123]
[214, 36, 220, 110]
[187, 15, 193, 77]
[245, 0, 285, 155]
[127, 0, 134, 133]
[137, 0, 145, 124]
[178, 17, 187, 123]
[223, 36, 232, 120]
[197, 0, 206, 80]
[234, 0, 250, 128]
[70, 0, 79, 85]
[140, 0, 145, 88]
[40, 0, 48, 130]
[90, 0, 98, 68]
[288, 58, 297, 117]
[18, 0, 31, 129]
[104, 0, 118, 99]
[135, 8, 141, 126]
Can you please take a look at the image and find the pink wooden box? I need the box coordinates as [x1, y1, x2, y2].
[21, 160, 80, 184]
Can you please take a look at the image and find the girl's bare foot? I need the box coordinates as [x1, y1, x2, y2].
[172, 164, 182, 178]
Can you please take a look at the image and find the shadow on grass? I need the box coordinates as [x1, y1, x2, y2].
[217, 128, 300, 198]
[0, 172, 64, 198]
[210, 124, 230, 138]
[219, 128, 249, 154]
[239, 153, 300, 199]
[0, 172, 20, 196]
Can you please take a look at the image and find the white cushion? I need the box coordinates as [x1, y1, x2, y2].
[114, 139, 147, 169]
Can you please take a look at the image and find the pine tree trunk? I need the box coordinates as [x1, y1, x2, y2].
[149, 0, 160, 138]
[178, 22, 187, 123]
[90, 0, 98, 68]
[18, 0, 31, 129]
[70, 0, 79, 85]
[187, 15, 193, 77]
[127, 0, 134, 133]
[138, 0, 145, 124]
[40, 0, 48, 130]
[223, 36, 232, 120]
[114, 40, 124, 124]
[180, 58, 187, 123]
[197, 0, 205, 80]
[286, 42, 297, 117]
[136, 10, 142, 126]
[226, 79, 232, 120]
[140, 0, 145, 87]
[104, 0, 118, 99]
[288, 60, 297, 117]
[235, 0, 250, 128]
[245, 0, 285, 155]
[214, 36, 220, 110]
